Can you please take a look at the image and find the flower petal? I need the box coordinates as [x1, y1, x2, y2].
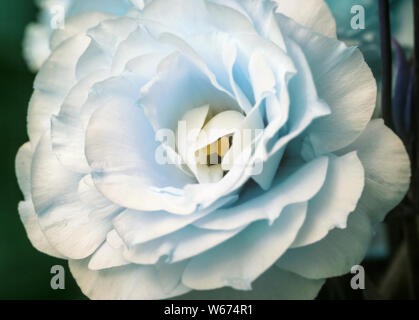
[139, 53, 239, 133]
[291, 152, 365, 248]
[31, 132, 119, 259]
[35, 34, 90, 95]
[18, 200, 65, 259]
[336, 119, 411, 224]
[183, 203, 307, 290]
[279, 15, 377, 154]
[194, 157, 328, 230]
[88, 231, 130, 271]
[123, 226, 244, 264]
[277, 121, 410, 279]
[252, 37, 329, 190]
[15, 142, 32, 199]
[85, 98, 196, 214]
[50, 11, 112, 51]
[69, 259, 191, 300]
[28, 34, 91, 148]
[76, 17, 138, 79]
[178, 266, 324, 300]
[51, 71, 109, 173]
[113, 195, 237, 246]
[276, 205, 373, 279]
[275, 0, 336, 38]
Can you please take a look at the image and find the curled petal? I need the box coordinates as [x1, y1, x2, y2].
[182, 203, 307, 291]
[70, 259, 190, 300]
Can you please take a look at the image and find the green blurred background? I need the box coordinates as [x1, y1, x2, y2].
[0, 0, 85, 299]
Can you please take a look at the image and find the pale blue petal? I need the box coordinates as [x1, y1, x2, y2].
[194, 157, 328, 230]
[113, 195, 237, 246]
[36, 34, 90, 95]
[31, 133, 119, 259]
[123, 226, 244, 264]
[251, 37, 329, 190]
[276, 206, 373, 279]
[278, 14, 377, 154]
[141, 0, 212, 36]
[139, 52, 239, 133]
[111, 26, 169, 74]
[178, 266, 324, 300]
[182, 203, 307, 290]
[51, 71, 109, 174]
[85, 98, 196, 214]
[69, 259, 191, 300]
[292, 152, 364, 248]
[29, 34, 90, 147]
[275, 0, 336, 38]
[277, 121, 410, 279]
[16, 142, 65, 258]
[50, 12, 112, 51]
[15, 142, 32, 199]
[336, 120, 411, 225]
[76, 17, 138, 79]
[88, 231, 130, 271]
[18, 200, 65, 259]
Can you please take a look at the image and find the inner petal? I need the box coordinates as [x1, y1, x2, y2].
[177, 108, 254, 184]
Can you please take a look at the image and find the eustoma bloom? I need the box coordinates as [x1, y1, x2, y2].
[16, 0, 410, 299]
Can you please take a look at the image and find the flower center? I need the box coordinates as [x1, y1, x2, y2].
[176, 105, 246, 183]
[195, 135, 233, 166]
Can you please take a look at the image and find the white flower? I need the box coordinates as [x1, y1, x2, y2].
[16, 0, 410, 299]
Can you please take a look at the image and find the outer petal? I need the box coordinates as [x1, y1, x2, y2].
[182, 203, 307, 291]
[23, 23, 50, 72]
[50, 12, 113, 51]
[253, 37, 330, 190]
[123, 226, 244, 264]
[278, 15, 377, 154]
[276, 205, 373, 279]
[230, 0, 287, 50]
[275, 0, 336, 38]
[178, 266, 325, 300]
[28, 34, 90, 147]
[85, 98, 196, 214]
[194, 157, 328, 230]
[35, 34, 90, 95]
[31, 133, 119, 259]
[16, 142, 64, 258]
[51, 71, 109, 173]
[18, 200, 65, 259]
[88, 230, 130, 271]
[141, 0, 212, 36]
[113, 195, 237, 246]
[69, 259, 190, 300]
[15, 142, 32, 199]
[276, 121, 410, 279]
[291, 152, 364, 248]
[336, 119, 411, 224]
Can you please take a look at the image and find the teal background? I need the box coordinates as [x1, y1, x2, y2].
[0, 0, 85, 299]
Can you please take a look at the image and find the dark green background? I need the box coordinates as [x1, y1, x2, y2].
[0, 0, 85, 299]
